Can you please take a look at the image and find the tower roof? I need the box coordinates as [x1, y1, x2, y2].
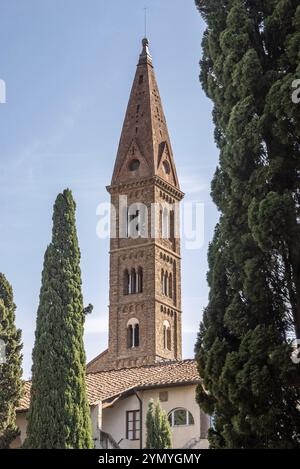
[111, 38, 180, 189]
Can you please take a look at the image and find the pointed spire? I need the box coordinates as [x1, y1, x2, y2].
[111, 39, 180, 190]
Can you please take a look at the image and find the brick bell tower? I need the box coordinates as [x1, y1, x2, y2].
[106, 38, 184, 370]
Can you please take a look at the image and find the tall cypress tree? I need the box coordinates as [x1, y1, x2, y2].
[146, 400, 172, 449]
[0, 274, 23, 448]
[24, 189, 93, 449]
[195, 0, 300, 448]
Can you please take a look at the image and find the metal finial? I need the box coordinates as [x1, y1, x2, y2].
[139, 9, 152, 66]
[144, 7, 148, 38]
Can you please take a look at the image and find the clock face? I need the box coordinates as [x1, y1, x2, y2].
[163, 160, 170, 175]
[129, 159, 140, 171]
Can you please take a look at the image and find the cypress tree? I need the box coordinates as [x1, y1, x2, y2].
[24, 189, 93, 449]
[194, 0, 300, 448]
[146, 400, 172, 449]
[146, 399, 155, 448]
[0, 274, 23, 448]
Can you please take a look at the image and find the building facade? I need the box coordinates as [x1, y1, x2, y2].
[89, 37, 184, 373]
[14, 38, 209, 450]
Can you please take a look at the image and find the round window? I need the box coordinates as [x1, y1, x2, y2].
[129, 159, 140, 171]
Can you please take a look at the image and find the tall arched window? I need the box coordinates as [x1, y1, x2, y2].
[127, 208, 140, 239]
[134, 323, 140, 347]
[127, 319, 140, 349]
[162, 206, 170, 239]
[130, 268, 137, 294]
[167, 326, 171, 351]
[162, 271, 172, 297]
[137, 267, 143, 293]
[124, 268, 143, 296]
[169, 273, 173, 299]
[163, 320, 171, 351]
[159, 209, 163, 237]
[127, 324, 133, 349]
[161, 269, 165, 295]
[124, 270, 130, 295]
[170, 210, 175, 241]
[164, 272, 169, 297]
[173, 261, 177, 306]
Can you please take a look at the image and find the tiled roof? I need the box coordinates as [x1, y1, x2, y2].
[19, 381, 32, 412]
[18, 360, 200, 412]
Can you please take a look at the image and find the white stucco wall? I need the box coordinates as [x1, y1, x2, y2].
[14, 406, 102, 449]
[90, 404, 102, 446]
[14, 384, 209, 449]
[102, 394, 141, 449]
[102, 384, 209, 449]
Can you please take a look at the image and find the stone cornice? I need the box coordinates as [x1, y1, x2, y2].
[106, 175, 185, 201]
[154, 176, 185, 200]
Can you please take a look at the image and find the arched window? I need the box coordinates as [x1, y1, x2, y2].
[162, 269, 164, 294]
[124, 268, 143, 295]
[127, 324, 133, 349]
[124, 270, 130, 295]
[127, 319, 140, 349]
[134, 323, 140, 347]
[163, 320, 171, 351]
[169, 273, 173, 299]
[127, 203, 148, 239]
[173, 261, 177, 306]
[127, 208, 139, 238]
[167, 327, 171, 350]
[137, 267, 143, 293]
[159, 209, 163, 237]
[162, 271, 172, 297]
[168, 408, 195, 427]
[164, 272, 169, 297]
[130, 268, 137, 294]
[162, 206, 170, 239]
[170, 210, 175, 240]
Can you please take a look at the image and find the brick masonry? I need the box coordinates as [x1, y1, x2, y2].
[89, 39, 184, 372]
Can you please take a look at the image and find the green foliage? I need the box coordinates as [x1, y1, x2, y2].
[146, 399, 172, 449]
[0, 274, 23, 448]
[24, 189, 93, 449]
[195, 0, 300, 448]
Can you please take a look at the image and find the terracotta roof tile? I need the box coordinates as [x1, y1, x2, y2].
[20, 381, 31, 411]
[18, 359, 200, 412]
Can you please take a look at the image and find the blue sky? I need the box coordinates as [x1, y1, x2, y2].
[0, 0, 219, 379]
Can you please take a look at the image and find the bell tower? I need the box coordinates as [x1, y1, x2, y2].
[105, 39, 184, 370]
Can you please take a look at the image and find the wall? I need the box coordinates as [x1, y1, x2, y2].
[13, 384, 209, 449]
[102, 394, 141, 450]
[101, 384, 209, 449]
[13, 406, 101, 449]
[11, 412, 27, 448]
[141, 385, 206, 449]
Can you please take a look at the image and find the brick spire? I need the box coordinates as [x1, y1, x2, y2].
[111, 38, 180, 189]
